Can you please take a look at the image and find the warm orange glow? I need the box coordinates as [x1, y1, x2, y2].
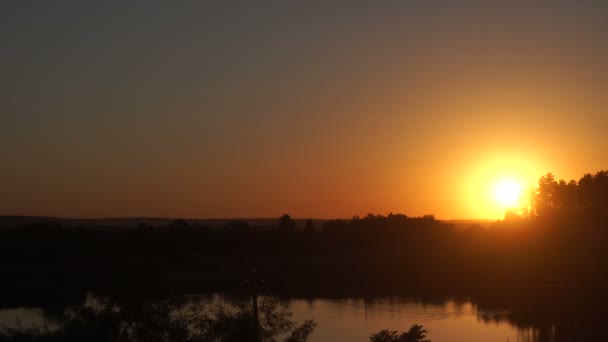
[3, 3, 607, 220]
[460, 152, 543, 219]
[492, 179, 523, 209]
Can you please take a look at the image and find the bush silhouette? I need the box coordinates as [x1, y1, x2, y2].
[370, 324, 431, 342]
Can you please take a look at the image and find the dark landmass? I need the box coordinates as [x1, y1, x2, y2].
[2, 170, 608, 341]
[0, 216, 329, 232]
[0, 216, 492, 234]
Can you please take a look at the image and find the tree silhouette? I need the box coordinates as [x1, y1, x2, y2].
[0, 297, 316, 342]
[278, 214, 296, 233]
[535, 173, 557, 216]
[304, 219, 315, 233]
[530, 170, 608, 217]
[370, 324, 431, 342]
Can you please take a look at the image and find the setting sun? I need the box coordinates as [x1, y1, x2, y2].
[492, 179, 523, 209]
[462, 154, 542, 219]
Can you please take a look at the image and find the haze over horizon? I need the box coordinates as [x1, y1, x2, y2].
[2, 2, 608, 220]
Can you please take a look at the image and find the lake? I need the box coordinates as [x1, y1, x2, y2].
[1, 294, 540, 341]
[287, 298, 525, 342]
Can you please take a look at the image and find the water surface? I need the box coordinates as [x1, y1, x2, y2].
[0, 294, 547, 342]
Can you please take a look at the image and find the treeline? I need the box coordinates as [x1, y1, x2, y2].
[0, 213, 452, 257]
[0, 213, 458, 307]
[2, 170, 608, 307]
[530, 170, 608, 218]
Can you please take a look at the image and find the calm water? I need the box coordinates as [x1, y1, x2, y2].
[286, 298, 523, 342]
[0, 295, 544, 341]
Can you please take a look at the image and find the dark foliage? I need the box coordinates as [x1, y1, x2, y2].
[531, 170, 608, 218]
[0, 297, 315, 342]
[277, 215, 296, 234]
[370, 325, 431, 342]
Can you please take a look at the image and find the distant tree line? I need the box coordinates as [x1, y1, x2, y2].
[530, 170, 608, 218]
[2, 169, 608, 320]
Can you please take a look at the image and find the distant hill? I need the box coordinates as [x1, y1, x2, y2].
[0, 216, 495, 232]
[0, 216, 64, 229]
[442, 219, 497, 230]
[0, 216, 328, 231]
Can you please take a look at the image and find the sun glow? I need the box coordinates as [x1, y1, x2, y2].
[461, 152, 543, 219]
[492, 179, 523, 208]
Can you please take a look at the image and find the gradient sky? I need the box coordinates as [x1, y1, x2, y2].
[2, 1, 608, 219]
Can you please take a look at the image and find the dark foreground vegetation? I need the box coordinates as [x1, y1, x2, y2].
[1, 170, 608, 341]
[0, 292, 430, 342]
[0, 296, 317, 342]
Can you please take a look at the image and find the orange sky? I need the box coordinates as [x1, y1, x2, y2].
[1, 2, 607, 219]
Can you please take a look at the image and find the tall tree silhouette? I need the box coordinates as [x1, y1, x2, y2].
[278, 214, 296, 233]
[531, 170, 608, 217]
[535, 173, 557, 216]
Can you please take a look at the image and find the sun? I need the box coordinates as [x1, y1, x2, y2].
[464, 154, 541, 219]
[492, 179, 523, 208]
